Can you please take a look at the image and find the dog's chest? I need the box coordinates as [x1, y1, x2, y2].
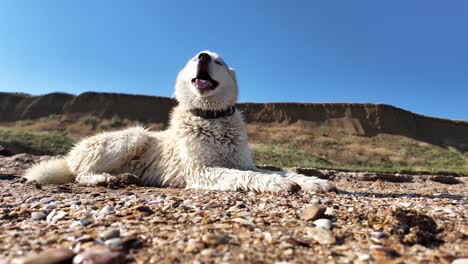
[178, 118, 246, 166]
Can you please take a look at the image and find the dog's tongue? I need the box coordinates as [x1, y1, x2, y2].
[195, 79, 212, 89]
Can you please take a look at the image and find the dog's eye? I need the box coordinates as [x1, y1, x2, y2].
[215, 60, 223, 65]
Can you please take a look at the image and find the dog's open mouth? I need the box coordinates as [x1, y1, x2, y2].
[191, 75, 219, 91]
[191, 61, 219, 92]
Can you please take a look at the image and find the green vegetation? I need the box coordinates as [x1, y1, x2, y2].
[79, 115, 99, 129]
[16, 119, 33, 126]
[0, 128, 75, 155]
[248, 124, 468, 175]
[251, 143, 468, 174]
[252, 143, 333, 168]
[110, 115, 124, 127]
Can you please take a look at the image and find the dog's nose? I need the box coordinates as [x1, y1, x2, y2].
[198, 53, 211, 63]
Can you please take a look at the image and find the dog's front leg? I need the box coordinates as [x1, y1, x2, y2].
[185, 167, 300, 193]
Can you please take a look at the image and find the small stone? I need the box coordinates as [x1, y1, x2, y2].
[306, 227, 335, 244]
[40, 197, 54, 204]
[12, 248, 75, 264]
[135, 205, 154, 215]
[122, 195, 137, 203]
[231, 218, 256, 228]
[324, 207, 335, 216]
[313, 218, 332, 230]
[184, 240, 206, 253]
[100, 229, 120, 241]
[371, 245, 400, 260]
[300, 205, 325, 221]
[370, 231, 386, 238]
[46, 210, 57, 222]
[80, 217, 94, 227]
[452, 259, 468, 264]
[201, 233, 229, 246]
[31, 211, 47, 221]
[48, 210, 67, 223]
[43, 204, 57, 210]
[357, 253, 371, 261]
[26, 197, 39, 203]
[73, 235, 94, 245]
[99, 205, 115, 215]
[73, 250, 125, 264]
[105, 238, 124, 249]
[200, 248, 217, 257]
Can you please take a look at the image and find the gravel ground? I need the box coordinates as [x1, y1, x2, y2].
[0, 154, 467, 263]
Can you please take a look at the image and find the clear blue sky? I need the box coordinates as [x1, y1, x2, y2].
[0, 1, 467, 120]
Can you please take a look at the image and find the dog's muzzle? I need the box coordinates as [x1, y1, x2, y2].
[191, 53, 219, 91]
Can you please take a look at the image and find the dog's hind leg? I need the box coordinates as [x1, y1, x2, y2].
[75, 172, 140, 187]
[67, 126, 150, 185]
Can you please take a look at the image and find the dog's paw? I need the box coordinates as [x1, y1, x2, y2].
[269, 178, 302, 193]
[102, 173, 140, 189]
[283, 172, 336, 193]
[300, 178, 336, 193]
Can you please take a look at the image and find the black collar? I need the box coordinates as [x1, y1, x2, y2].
[190, 106, 236, 119]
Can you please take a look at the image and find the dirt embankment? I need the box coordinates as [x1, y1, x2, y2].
[1, 92, 467, 150]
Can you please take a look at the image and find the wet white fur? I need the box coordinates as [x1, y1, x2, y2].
[25, 51, 334, 193]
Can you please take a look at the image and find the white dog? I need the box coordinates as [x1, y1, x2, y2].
[25, 51, 335, 193]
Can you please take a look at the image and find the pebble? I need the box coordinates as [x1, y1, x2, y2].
[232, 218, 256, 228]
[122, 195, 137, 203]
[25, 197, 39, 203]
[200, 248, 218, 257]
[11, 248, 75, 264]
[370, 231, 386, 238]
[324, 207, 335, 216]
[452, 259, 468, 264]
[371, 245, 400, 260]
[184, 239, 206, 253]
[100, 229, 120, 241]
[305, 227, 336, 244]
[73, 250, 125, 264]
[313, 218, 332, 230]
[73, 235, 94, 245]
[31, 211, 47, 221]
[80, 217, 94, 227]
[43, 204, 57, 210]
[300, 205, 325, 221]
[357, 253, 371, 261]
[104, 238, 124, 249]
[46, 210, 57, 222]
[39, 197, 54, 204]
[99, 205, 115, 215]
[201, 233, 229, 246]
[48, 210, 67, 223]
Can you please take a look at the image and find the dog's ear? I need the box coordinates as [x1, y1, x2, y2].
[229, 68, 237, 82]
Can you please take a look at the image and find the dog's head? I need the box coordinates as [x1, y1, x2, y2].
[175, 50, 238, 111]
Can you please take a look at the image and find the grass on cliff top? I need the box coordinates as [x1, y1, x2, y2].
[251, 143, 468, 174]
[248, 124, 468, 175]
[0, 128, 76, 155]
